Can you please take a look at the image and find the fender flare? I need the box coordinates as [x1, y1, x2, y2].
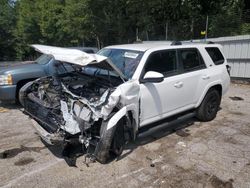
[195, 80, 222, 108]
[106, 104, 138, 138]
[107, 106, 127, 130]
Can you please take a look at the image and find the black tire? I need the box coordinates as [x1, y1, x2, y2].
[94, 118, 125, 164]
[111, 122, 125, 156]
[196, 89, 221, 122]
[16, 82, 27, 104]
[15, 85, 22, 104]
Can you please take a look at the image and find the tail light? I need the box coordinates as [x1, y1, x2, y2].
[226, 65, 231, 75]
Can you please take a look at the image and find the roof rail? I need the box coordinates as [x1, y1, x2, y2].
[171, 41, 182, 45]
[186, 40, 215, 44]
[207, 41, 214, 44]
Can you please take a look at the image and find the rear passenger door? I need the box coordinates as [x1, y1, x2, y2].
[176, 48, 209, 107]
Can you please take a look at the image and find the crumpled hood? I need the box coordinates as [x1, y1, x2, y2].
[32, 44, 126, 81]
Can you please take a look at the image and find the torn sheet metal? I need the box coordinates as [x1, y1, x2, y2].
[101, 79, 140, 120]
[59, 79, 140, 134]
[31, 44, 126, 81]
[60, 100, 80, 134]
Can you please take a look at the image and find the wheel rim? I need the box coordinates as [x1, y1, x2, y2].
[112, 125, 125, 156]
[206, 95, 218, 116]
[113, 138, 124, 156]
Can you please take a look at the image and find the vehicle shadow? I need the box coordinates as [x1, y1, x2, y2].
[115, 117, 197, 162]
[41, 115, 198, 167]
[0, 101, 22, 110]
[41, 139, 84, 167]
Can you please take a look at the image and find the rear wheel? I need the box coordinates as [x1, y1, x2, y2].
[196, 89, 221, 122]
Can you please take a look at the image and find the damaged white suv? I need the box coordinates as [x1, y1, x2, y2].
[20, 43, 230, 163]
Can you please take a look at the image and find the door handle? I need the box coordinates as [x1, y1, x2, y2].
[202, 75, 210, 80]
[174, 81, 183, 88]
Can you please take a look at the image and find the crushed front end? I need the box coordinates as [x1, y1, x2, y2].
[20, 71, 123, 161]
[20, 45, 141, 164]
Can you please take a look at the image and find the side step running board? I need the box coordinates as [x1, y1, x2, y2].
[137, 112, 196, 138]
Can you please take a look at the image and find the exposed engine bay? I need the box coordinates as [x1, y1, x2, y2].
[21, 70, 123, 153]
[34, 73, 116, 111]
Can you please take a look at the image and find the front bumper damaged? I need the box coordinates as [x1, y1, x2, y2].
[30, 118, 64, 145]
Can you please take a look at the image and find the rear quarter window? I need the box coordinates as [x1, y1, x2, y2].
[205, 47, 225, 65]
[178, 48, 206, 72]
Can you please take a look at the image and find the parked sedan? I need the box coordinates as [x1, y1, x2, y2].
[0, 47, 97, 102]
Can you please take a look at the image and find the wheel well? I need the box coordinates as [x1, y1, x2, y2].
[16, 78, 37, 98]
[209, 84, 222, 97]
[127, 111, 136, 140]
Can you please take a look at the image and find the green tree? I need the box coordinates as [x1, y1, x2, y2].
[0, 0, 16, 60]
[14, 0, 42, 59]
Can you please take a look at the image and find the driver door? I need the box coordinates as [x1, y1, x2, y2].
[140, 49, 184, 126]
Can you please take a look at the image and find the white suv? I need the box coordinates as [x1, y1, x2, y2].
[20, 42, 230, 163]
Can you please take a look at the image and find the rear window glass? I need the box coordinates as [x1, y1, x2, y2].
[205, 47, 224, 65]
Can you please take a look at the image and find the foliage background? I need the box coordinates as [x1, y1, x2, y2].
[0, 0, 249, 60]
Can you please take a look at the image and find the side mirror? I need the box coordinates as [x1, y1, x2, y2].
[141, 71, 164, 83]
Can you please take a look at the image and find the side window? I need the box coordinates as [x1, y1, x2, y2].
[205, 47, 225, 65]
[179, 48, 206, 72]
[144, 50, 177, 77]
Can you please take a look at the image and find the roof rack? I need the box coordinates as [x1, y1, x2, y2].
[186, 40, 215, 44]
[171, 41, 182, 45]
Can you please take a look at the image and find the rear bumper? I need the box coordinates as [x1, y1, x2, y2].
[0, 85, 16, 101]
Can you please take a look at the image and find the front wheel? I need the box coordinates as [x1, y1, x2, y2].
[111, 121, 125, 156]
[196, 89, 221, 122]
[94, 118, 125, 164]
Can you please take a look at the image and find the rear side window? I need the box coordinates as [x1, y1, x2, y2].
[178, 48, 206, 72]
[144, 50, 178, 77]
[205, 47, 224, 65]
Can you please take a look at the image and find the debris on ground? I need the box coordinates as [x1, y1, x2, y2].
[177, 141, 186, 147]
[0, 107, 9, 113]
[209, 175, 234, 188]
[175, 129, 190, 137]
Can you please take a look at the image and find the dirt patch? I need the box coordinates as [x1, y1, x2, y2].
[209, 175, 234, 188]
[229, 96, 244, 101]
[0, 145, 45, 159]
[224, 137, 238, 145]
[14, 157, 35, 166]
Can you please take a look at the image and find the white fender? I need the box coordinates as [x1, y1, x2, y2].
[107, 106, 127, 130]
[195, 80, 222, 108]
[106, 104, 139, 131]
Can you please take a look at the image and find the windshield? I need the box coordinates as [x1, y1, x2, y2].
[35, 54, 52, 65]
[97, 48, 144, 79]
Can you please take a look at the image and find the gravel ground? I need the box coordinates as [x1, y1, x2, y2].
[0, 83, 250, 188]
